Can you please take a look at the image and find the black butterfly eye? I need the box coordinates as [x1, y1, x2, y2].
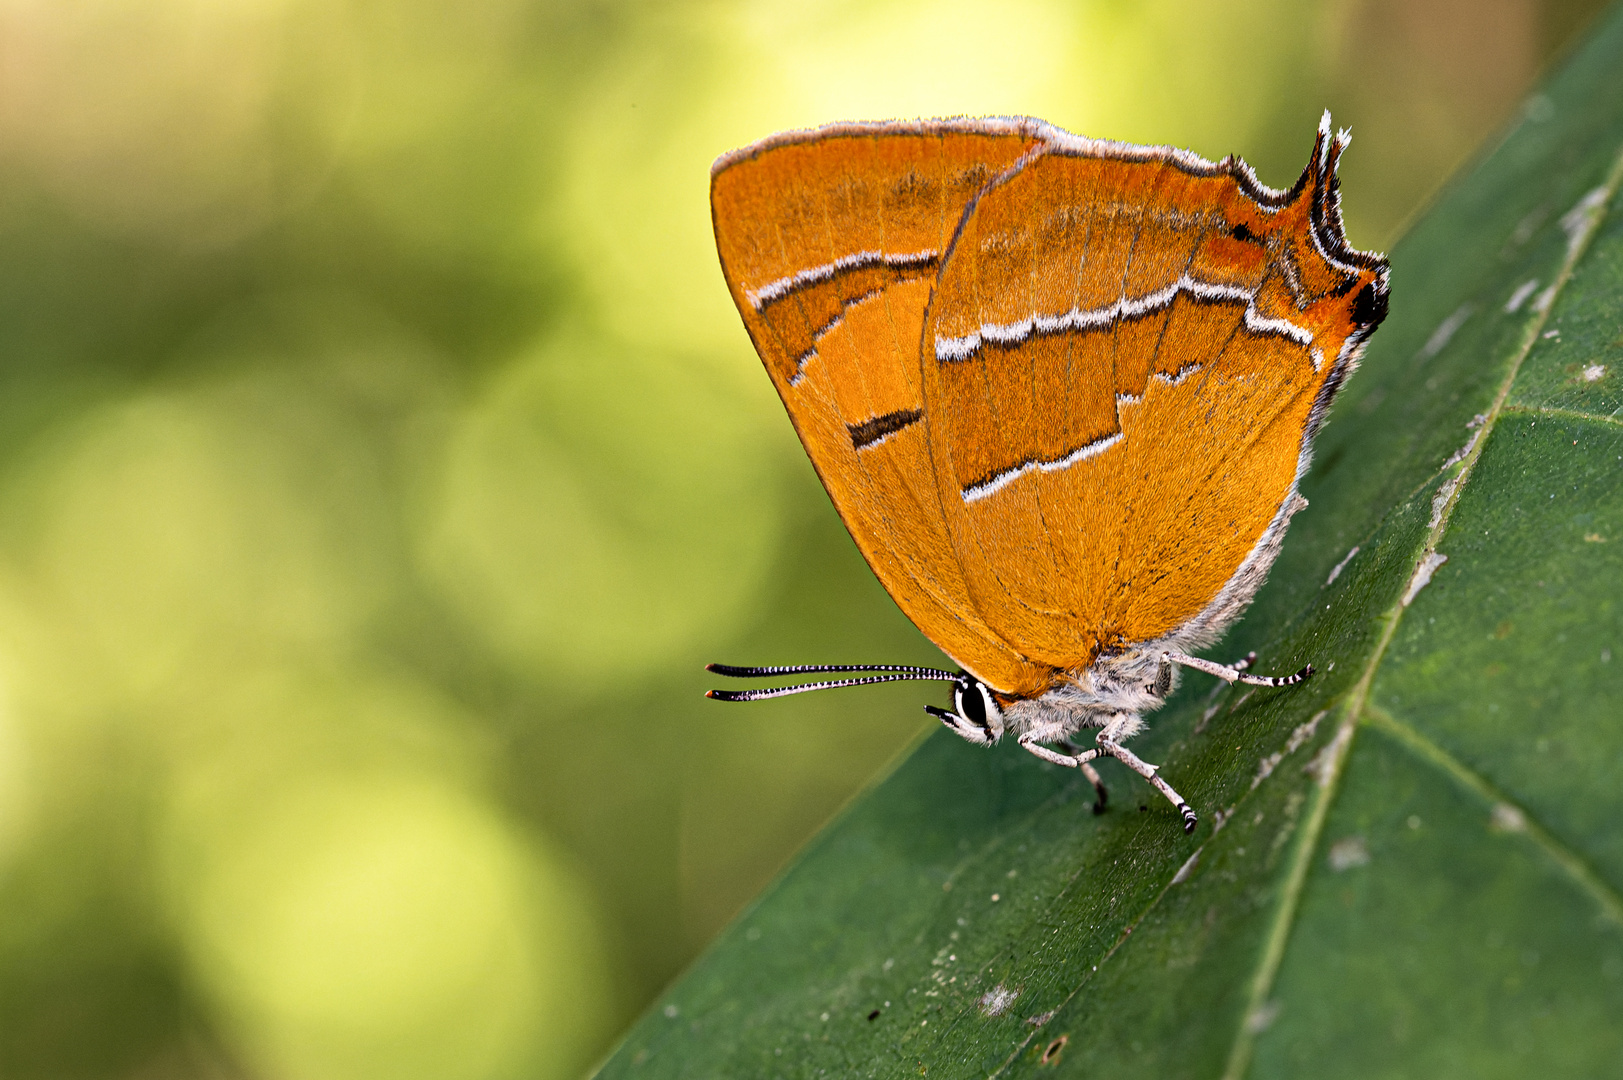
[955, 678, 989, 731]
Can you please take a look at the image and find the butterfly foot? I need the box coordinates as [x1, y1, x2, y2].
[1076, 759, 1108, 814]
[1179, 803, 1198, 834]
[1245, 663, 1315, 688]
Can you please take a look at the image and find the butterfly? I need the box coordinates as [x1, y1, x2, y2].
[705, 113, 1388, 832]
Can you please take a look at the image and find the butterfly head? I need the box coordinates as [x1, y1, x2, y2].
[926, 674, 1006, 746]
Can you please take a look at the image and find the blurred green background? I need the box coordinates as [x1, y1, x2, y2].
[0, 1, 1610, 1077]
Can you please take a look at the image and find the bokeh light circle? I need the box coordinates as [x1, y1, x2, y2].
[422, 325, 784, 686]
[169, 773, 613, 1080]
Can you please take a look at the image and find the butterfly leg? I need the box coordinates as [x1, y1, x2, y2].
[1058, 740, 1109, 813]
[1017, 737, 1109, 813]
[1150, 652, 1258, 698]
[1149, 656, 1174, 698]
[1095, 717, 1198, 834]
[1164, 650, 1313, 689]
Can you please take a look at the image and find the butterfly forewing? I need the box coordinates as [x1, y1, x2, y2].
[710, 120, 1054, 693]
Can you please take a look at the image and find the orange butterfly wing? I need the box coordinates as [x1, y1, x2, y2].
[710, 120, 1051, 694]
[919, 124, 1387, 691]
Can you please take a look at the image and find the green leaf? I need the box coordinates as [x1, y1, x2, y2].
[596, 11, 1623, 1078]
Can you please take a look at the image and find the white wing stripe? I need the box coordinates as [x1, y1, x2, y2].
[748, 249, 937, 311]
[961, 433, 1124, 504]
[934, 274, 1313, 361]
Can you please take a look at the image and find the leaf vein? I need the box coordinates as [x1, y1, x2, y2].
[1503, 403, 1623, 429]
[1360, 703, 1623, 928]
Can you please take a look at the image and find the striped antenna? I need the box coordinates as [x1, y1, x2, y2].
[705, 661, 961, 702]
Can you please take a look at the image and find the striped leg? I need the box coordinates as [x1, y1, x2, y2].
[1096, 734, 1198, 834]
[1058, 740, 1109, 813]
[1094, 713, 1196, 833]
[1018, 736, 1109, 814]
[1164, 650, 1313, 688]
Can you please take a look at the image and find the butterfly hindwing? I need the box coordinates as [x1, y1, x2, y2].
[920, 124, 1387, 681]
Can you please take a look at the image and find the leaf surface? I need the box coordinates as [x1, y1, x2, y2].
[597, 10, 1623, 1077]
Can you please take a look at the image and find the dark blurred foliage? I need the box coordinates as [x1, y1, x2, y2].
[0, 1, 1609, 1077]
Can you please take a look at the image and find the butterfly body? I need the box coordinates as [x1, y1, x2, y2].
[707, 113, 1387, 830]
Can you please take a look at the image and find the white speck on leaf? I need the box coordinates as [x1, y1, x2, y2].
[1430, 474, 1463, 524]
[1491, 803, 1528, 833]
[1253, 751, 1284, 790]
[1419, 303, 1473, 359]
[1328, 836, 1370, 871]
[1246, 1000, 1282, 1033]
[979, 984, 1019, 1017]
[1303, 724, 1352, 787]
[1582, 364, 1606, 382]
[1289, 712, 1325, 751]
[1447, 421, 1491, 469]
[1325, 545, 1359, 586]
[1252, 711, 1325, 791]
[1560, 185, 1610, 257]
[1171, 849, 1201, 885]
[1505, 278, 1540, 312]
[1402, 552, 1448, 606]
